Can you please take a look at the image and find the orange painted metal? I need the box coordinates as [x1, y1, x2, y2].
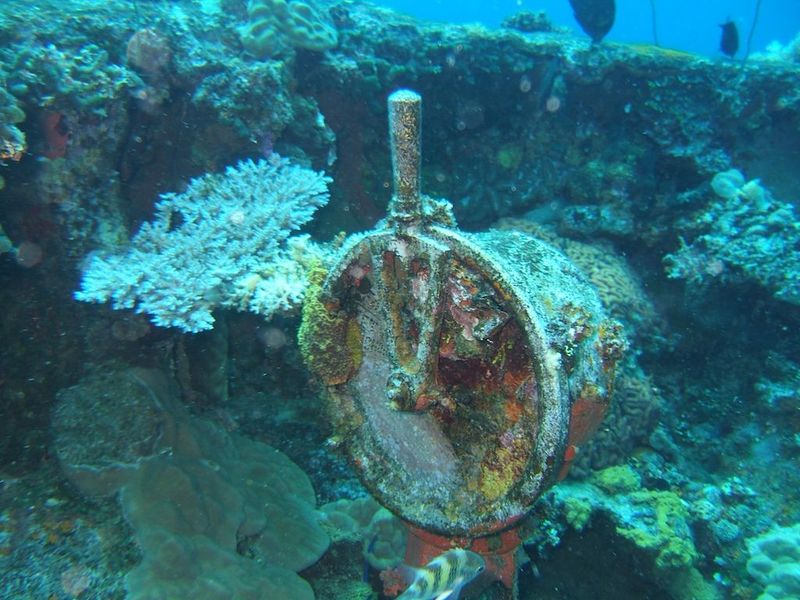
[557, 392, 610, 480]
[392, 521, 523, 593]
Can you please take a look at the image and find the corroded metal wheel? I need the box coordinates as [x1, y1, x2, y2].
[301, 90, 624, 535]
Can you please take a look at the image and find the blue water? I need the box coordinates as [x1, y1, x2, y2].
[375, 0, 799, 57]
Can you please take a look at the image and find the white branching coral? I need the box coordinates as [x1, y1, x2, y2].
[75, 155, 331, 332]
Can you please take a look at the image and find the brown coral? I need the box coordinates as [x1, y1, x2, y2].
[126, 28, 171, 79]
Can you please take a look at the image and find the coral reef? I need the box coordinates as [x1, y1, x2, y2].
[75, 156, 332, 332]
[319, 496, 407, 570]
[747, 524, 800, 600]
[0, 1, 798, 598]
[52, 366, 329, 599]
[0, 85, 25, 192]
[572, 356, 663, 474]
[754, 32, 800, 64]
[527, 464, 720, 599]
[0, 9, 135, 252]
[755, 352, 800, 415]
[240, 0, 338, 59]
[0, 223, 11, 254]
[665, 169, 800, 305]
[500, 10, 557, 33]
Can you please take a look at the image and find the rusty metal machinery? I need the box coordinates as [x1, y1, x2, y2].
[301, 90, 624, 542]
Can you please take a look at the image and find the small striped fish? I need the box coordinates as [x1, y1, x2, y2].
[397, 548, 485, 600]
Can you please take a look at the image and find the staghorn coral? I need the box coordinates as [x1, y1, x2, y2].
[75, 155, 332, 332]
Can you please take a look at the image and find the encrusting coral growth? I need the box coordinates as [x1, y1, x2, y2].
[75, 155, 332, 332]
[664, 169, 800, 305]
[539, 464, 720, 600]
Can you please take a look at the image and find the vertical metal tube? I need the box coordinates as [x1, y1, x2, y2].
[388, 89, 422, 225]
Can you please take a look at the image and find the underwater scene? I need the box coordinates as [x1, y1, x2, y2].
[0, 0, 799, 598]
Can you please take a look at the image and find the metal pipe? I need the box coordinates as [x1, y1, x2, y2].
[388, 89, 422, 225]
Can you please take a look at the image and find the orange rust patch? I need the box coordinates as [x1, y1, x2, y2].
[501, 368, 530, 393]
[504, 398, 524, 423]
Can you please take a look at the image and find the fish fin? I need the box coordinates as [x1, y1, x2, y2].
[436, 580, 467, 600]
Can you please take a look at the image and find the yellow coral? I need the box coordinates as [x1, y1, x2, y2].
[564, 496, 593, 531]
[478, 441, 526, 503]
[592, 464, 642, 495]
[616, 490, 698, 570]
[298, 262, 363, 386]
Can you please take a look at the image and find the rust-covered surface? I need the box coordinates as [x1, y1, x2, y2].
[301, 90, 624, 534]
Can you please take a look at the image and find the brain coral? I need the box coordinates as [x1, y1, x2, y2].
[240, 0, 338, 58]
[560, 240, 659, 337]
[571, 356, 663, 475]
